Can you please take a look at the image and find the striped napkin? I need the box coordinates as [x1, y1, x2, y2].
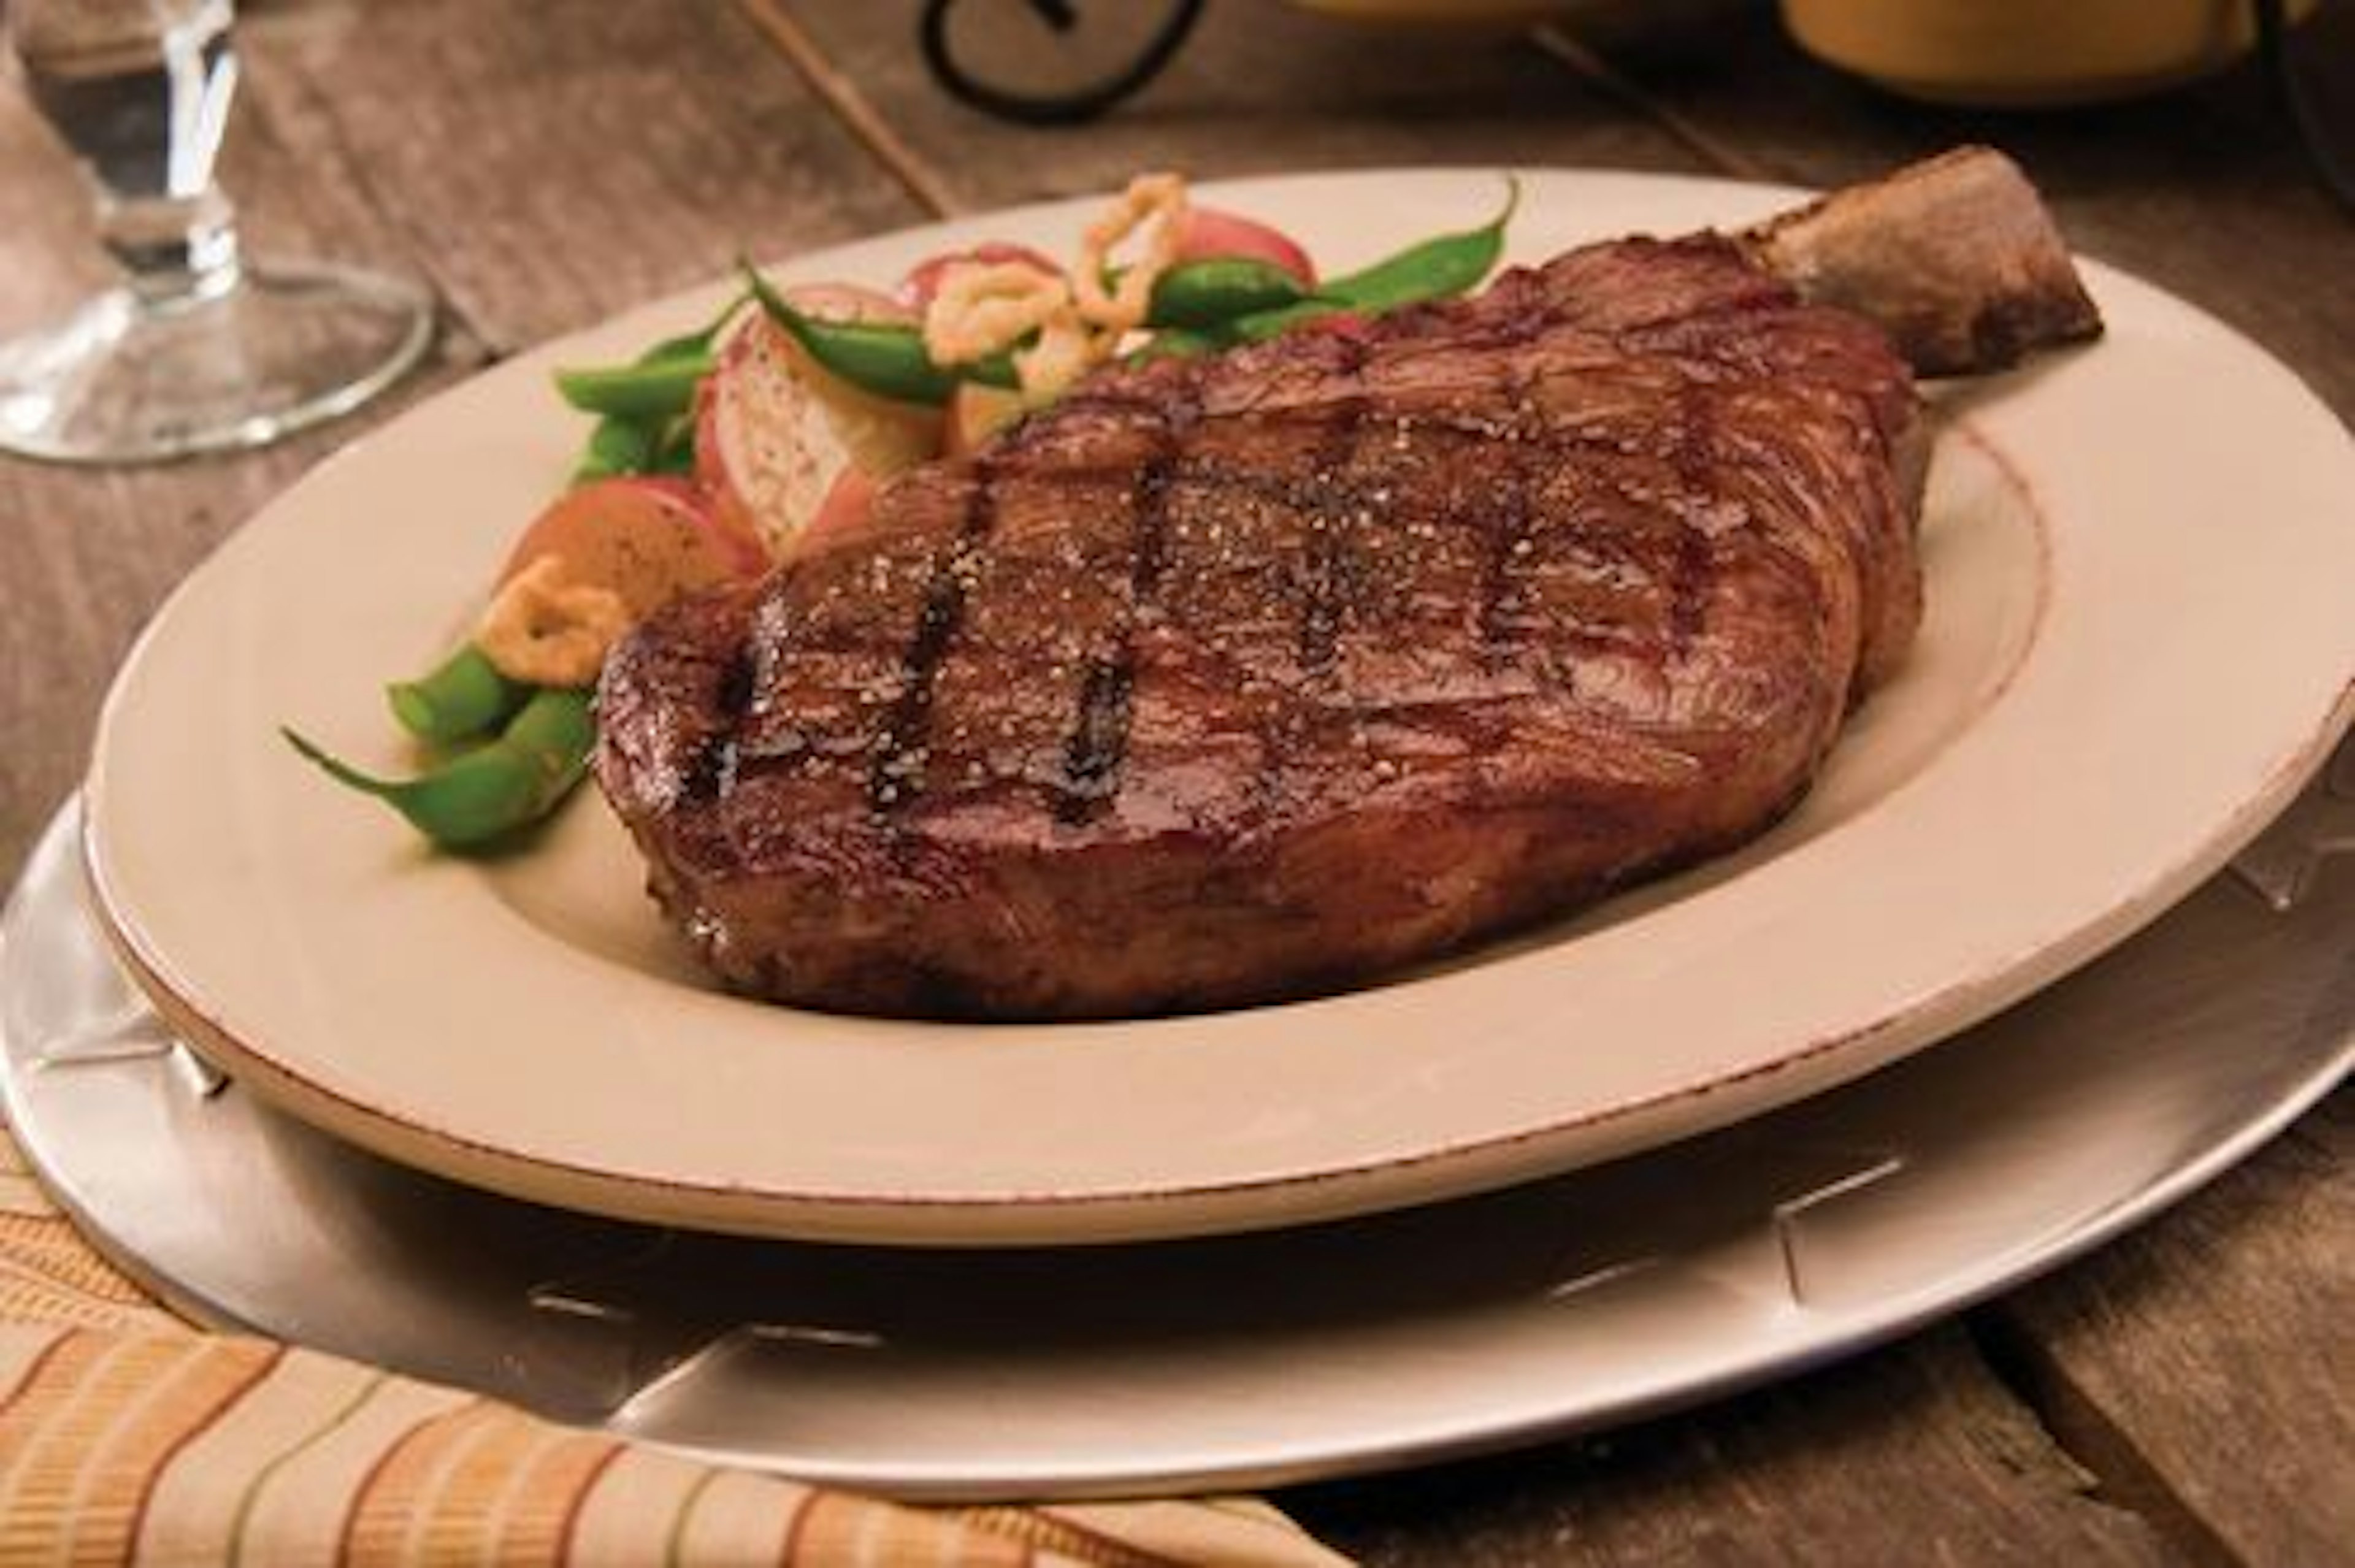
[0, 1122, 1350, 1567]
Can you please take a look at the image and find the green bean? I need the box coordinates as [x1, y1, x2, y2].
[553, 355, 713, 421]
[1327, 177, 1520, 312]
[740, 262, 1017, 405]
[1233, 178, 1520, 342]
[1145, 257, 1310, 329]
[572, 415, 656, 483]
[573, 411, 695, 482]
[560, 296, 743, 480]
[385, 643, 528, 746]
[638, 317, 733, 364]
[555, 300, 736, 419]
[641, 408, 699, 476]
[285, 687, 597, 851]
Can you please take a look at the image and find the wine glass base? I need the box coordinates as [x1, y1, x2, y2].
[0, 260, 432, 465]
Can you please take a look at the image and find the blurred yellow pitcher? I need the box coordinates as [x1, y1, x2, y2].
[1782, 0, 2316, 105]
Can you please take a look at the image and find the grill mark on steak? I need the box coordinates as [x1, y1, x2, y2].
[1058, 657, 1135, 822]
[1295, 403, 1373, 675]
[870, 457, 1000, 814]
[1292, 334, 1375, 677]
[1473, 455, 1536, 667]
[1247, 356, 1376, 825]
[1054, 388, 1198, 825]
[1473, 367, 1545, 666]
[1666, 384, 1720, 651]
[681, 648, 756, 806]
[1053, 463, 1162, 823]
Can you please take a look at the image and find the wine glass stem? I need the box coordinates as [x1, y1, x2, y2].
[100, 185, 242, 307]
[55, 4, 248, 309]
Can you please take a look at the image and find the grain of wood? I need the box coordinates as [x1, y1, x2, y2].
[1931, 841, 2355, 1567]
[242, 0, 927, 350]
[0, 90, 110, 332]
[1983, 1089, 2354, 1568]
[1291, 1326, 2177, 1567]
[737, 0, 964, 217]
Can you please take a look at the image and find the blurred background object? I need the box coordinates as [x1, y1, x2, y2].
[914, 0, 1726, 124]
[1781, 0, 2351, 209]
[919, 0, 1209, 124]
[2256, 0, 2355, 208]
[1780, 0, 2313, 106]
[915, 0, 2353, 211]
[1289, 0, 1566, 20]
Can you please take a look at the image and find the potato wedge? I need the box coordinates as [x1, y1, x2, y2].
[697, 287, 942, 561]
[484, 476, 762, 686]
[500, 475, 759, 619]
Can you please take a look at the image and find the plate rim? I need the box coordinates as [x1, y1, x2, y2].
[78, 164, 2355, 1244]
[16, 793, 2354, 1500]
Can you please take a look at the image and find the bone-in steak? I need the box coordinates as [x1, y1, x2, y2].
[599, 231, 1937, 1019]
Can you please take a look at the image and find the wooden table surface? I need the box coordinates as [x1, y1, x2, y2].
[2, 3, 2346, 1562]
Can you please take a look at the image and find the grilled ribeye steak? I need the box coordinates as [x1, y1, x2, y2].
[598, 157, 2096, 1020]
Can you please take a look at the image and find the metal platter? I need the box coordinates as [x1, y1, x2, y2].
[4, 775, 2348, 1502]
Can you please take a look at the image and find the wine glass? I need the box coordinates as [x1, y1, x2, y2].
[0, 0, 432, 464]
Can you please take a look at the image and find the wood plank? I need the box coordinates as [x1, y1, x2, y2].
[1549, 7, 2354, 415]
[0, 80, 110, 327]
[242, 0, 927, 351]
[1981, 1089, 2354, 1568]
[0, 448, 372, 881]
[766, 0, 1704, 212]
[1289, 1326, 2176, 1567]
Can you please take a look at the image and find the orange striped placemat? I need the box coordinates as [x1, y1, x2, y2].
[0, 1119, 1352, 1567]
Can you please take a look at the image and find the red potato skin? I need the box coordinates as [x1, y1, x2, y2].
[693, 356, 764, 568]
[1175, 206, 1317, 288]
[501, 475, 761, 618]
[690, 475, 772, 578]
[695, 297, 942, 562]
[800, 467, 876, 551]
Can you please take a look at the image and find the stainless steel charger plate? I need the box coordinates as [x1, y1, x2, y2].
[4, 789, 2349, 1502]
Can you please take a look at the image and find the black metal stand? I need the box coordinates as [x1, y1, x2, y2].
[919, 0, 1209, 124]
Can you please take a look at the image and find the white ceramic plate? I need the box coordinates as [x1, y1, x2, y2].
[82, 170, 2355, 1245]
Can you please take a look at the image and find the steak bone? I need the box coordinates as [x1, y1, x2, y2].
[1742, 145, 2104, 376]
